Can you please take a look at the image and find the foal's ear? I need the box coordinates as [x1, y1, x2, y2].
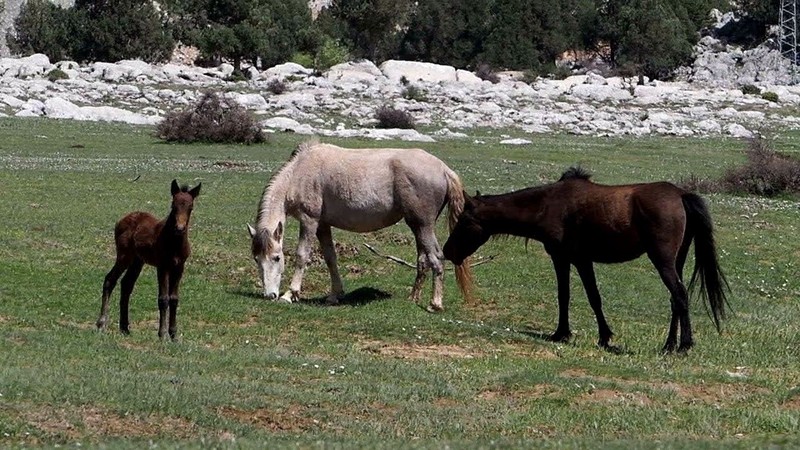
[273, 221, 283, 241]
[171, 179, 180, 196]
[247, 223, 257, 238]
[189, 183, 201, 198]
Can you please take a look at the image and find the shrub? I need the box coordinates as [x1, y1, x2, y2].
[266, 79, 287, 95]
[291, 52, 315, 69]
[401, 84, 427, 102]
[722, 137, 800, 196]
[375, 106, 415, 129]
[475, 64, 500, 84]
[225, 70, 248, 83]
[156, 92, 266, 144]
[741, 84, 761, 95]
[315, 37, 350, 72]
[46, 68, 69, 82]
[761, 91, 779, 103]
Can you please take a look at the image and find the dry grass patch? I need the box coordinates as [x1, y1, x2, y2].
[217, 405, 317, 433]
[576, 389, 653, 406]
[23, 404, 196, 440]
[360, 340, 483, 360]
[560, 368, 769, 406]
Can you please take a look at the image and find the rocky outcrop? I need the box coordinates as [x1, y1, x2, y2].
[1, 53, 798, 141]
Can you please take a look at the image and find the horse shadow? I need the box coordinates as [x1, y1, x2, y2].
[228, 286, 393, 307]
[303, 286, 393, 307]
[515, 326, 630, 355]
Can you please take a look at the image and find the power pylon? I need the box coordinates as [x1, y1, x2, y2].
[781, 0, 799, 63]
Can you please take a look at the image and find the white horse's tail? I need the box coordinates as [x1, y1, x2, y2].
[444, 168, 476, 304]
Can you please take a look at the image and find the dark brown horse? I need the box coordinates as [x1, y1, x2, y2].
[96, 179, 201, 340]
[443, 167, 729, 353]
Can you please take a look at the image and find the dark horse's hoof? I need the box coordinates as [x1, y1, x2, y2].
[548, 331, 572, 343]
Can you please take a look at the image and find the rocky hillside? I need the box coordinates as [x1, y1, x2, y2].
[1, 55, 797, 143]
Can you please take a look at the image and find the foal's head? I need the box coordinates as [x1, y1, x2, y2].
[443, 194, 491, 266]
[247, 222, 284, 299]
[170, 179, 201, 235]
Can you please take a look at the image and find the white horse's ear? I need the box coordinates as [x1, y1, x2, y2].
[247, 223, 257, 238]
[273, 221, 283, 241]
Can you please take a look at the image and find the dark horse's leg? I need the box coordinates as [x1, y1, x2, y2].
[118, 258, 144, 335]
[97, 258, 130, 330]
[549, 256, 573, 342]
[157, 266, 170, 340]
[662, 234, 693, 353]
[574, 261, 614, 348]
[167, 263, 184, 340]
[649, 251, 692, 353]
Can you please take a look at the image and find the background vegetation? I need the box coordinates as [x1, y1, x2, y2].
[1, 118, 800, 447]
[6, 0, 780, 78]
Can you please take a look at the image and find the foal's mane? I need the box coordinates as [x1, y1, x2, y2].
[255, 139, 319, 226]
[559, 166, 592, 181]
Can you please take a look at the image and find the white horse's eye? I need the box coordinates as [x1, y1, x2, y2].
[272, 255, 281, 262]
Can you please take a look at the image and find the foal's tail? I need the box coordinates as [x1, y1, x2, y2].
[682, 193, 731, 333]
[445, 168, 476, 304]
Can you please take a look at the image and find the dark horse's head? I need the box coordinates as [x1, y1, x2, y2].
[443, 192, 491, 266]
[170, 179, 201, 235]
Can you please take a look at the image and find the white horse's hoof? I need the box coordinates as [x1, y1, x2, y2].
[426, 304, 444, 313]
[278, 291, 297, 303]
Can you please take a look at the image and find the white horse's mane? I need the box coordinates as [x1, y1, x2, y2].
[255, 139, 319, 230]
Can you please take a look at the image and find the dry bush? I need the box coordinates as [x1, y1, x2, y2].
[475, 64, 500, 84]
[722, 137, 800, 196]
[156, 92, 265, 144]
[266, 79, 287, 95]
[375, 106, 415, 129]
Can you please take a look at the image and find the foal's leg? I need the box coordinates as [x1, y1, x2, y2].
[118, 258, 144, 335]
[282, 217, 318, 303]
[549, 257, 573, 342]
[167, 263, 184, 340]
[97, 257, 130, 330]
[316, 224, 344, 305]
[411, 224, 445, 312]
[156, 266, 171, 339]
[574, 261, 614, 348]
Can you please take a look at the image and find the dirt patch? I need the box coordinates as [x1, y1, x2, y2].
[576, 388, 653, 406]
[23, 405, 196, 440]
[781, 394, 800, 410]
[560, 368, 769, 406]
[360, 340, 483, 360]
[477, 384, 562, 402]
[217, 405, 317, 432]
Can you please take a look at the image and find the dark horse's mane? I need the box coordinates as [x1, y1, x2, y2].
[178, 184, 190, 192]
[559, 166, 592, 181]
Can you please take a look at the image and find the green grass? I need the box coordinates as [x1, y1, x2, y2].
[1, 118, 800, 448]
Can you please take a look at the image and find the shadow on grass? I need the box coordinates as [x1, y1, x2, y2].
[516, 326, 631, 355]
[303, 286, 393, 307]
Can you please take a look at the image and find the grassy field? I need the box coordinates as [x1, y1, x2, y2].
[1, 118, 799, 448]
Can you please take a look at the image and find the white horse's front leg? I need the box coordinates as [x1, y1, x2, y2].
[282, 220, 317, 303]
[316, 224, 344, 305]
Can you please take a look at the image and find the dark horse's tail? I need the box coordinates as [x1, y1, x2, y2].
[682, 193, 730, 332]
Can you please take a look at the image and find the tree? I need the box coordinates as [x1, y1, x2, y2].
[482, 0, 583, 70]
[73, 0, 174, 63]
[7, 0, 83, 61]
[399, 0, 493, 68]
[596, 0, 700, 80]
[322, 0, 413, 62]
[170, 0, 312, 71]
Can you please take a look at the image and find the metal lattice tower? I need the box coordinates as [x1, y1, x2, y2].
[781, 0, 799, 64]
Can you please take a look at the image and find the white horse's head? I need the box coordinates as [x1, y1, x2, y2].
[248, 222, 284, 299]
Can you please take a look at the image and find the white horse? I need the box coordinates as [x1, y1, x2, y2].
[247, 141, 473, 312]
